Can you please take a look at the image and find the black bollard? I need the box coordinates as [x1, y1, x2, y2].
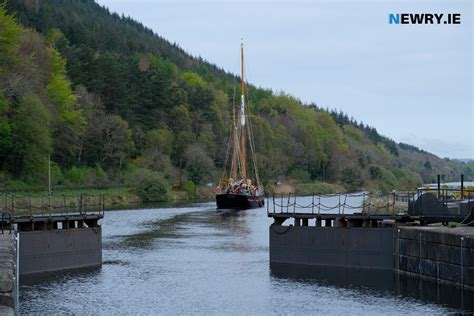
[437, 174, 441, 199]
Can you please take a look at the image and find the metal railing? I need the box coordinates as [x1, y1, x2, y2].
[0, 193, 105, 218]
[267, 192, 413, 216]
[1, 211, 12, 234]
[267, 189, 474, 221]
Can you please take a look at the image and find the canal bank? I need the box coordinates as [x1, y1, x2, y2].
[396, 226, 474, 291]
[270, 224, 474, 288]
[0, 233, 16, 315]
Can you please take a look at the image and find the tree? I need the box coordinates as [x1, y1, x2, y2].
[0, 4, 21, 69]
[197, 123, 216, 159]
[424, 161, 432, 170]
[145, 128, 173, 155]
[12, 95, 52, 183]
[48, 48, 86, 166]
[141, 128, 176, 179]
[0, 0, 468, 192]
[82, 111, 133, 169]
[369, 165, 382, 180]
[341, 167, 363, 191]
[169, 104, 192, 133]
[183, 144, 215, 184]
[0, 94, 13, 156]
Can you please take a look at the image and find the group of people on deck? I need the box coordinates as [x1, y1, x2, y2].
[216, 178, 258, 196]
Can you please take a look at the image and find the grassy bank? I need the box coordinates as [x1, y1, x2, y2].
[265, 181, 345, 196]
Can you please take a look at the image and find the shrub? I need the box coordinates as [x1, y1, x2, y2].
[50, 163, 64, 185]
[288, 169, 311, 182]
[64, 167, 89, 184]
[133, 170, 171, 202]
[183, 180, 196, 200]
[183, 144, 215, 184]
[93, 165, 109, 188]
[368, 165, 382, 180]
[342, 167, 363, 191]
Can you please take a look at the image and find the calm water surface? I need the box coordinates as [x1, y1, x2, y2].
[19, 201, 467, 315]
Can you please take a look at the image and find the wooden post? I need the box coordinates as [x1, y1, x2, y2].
[79, 193, 83, 215]
[48, 155, 52, 196]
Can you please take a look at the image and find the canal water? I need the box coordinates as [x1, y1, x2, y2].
[19, 202, 468, 314]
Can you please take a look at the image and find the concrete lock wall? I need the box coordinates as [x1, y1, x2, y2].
[0, 233, 16, 314]
[269, 224, 474, 291]
[19, 227, 102, 276]
[269, 226, 394, 270]
[396, 227, 474, 290]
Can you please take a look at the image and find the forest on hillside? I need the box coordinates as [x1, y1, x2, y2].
[0, 0, 472, 198]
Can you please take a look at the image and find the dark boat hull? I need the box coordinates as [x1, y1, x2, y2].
[216, 193, 264, 210]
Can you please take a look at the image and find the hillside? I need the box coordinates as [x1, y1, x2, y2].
[0, 0, 472, 195]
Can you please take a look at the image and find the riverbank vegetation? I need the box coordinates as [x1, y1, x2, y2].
[0, 2, 472, 202]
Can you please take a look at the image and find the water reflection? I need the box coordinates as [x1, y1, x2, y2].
[270, 259, 474, 312]
[395, 272, 474, 312]
[121, 208, 253, 251]
[21, 266, 101, 287]
[270, 263, 394, 292]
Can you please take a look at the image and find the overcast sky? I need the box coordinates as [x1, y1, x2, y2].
[97, 0, 473, 159]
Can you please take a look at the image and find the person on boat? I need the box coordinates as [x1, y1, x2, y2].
[249, 184, 256, 196]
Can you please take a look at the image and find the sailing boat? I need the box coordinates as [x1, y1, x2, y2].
[215, 41, 265, 210]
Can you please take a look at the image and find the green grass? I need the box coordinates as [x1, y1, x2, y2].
[5, 187, 130, 197]
[294, 181, 345, 195]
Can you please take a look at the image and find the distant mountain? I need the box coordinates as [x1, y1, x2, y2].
[1, 0, 472, 192]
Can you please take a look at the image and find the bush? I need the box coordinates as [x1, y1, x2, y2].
[342, 167, 363, 191]
[133, 170, 171, 202]
[368, 165, 382, 180]
[63, 166, 109, 188]
[183, 144, 215, 184]
[183, 180, 196, 200]
[64, 167, 89, 184]
[288, 169, 311, 182]
[93, 165, 109, 188]
[50, 163, 64, 185]
[4, 179, 31, 191]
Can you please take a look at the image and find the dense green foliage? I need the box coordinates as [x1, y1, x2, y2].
[0, 1, 472, 195]
[183, 180, 196, 200]
[127, 168, 170, 202]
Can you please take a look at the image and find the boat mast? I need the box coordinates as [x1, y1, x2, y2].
[240, 40, 247, 180]
[230, 97, 238, 180]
